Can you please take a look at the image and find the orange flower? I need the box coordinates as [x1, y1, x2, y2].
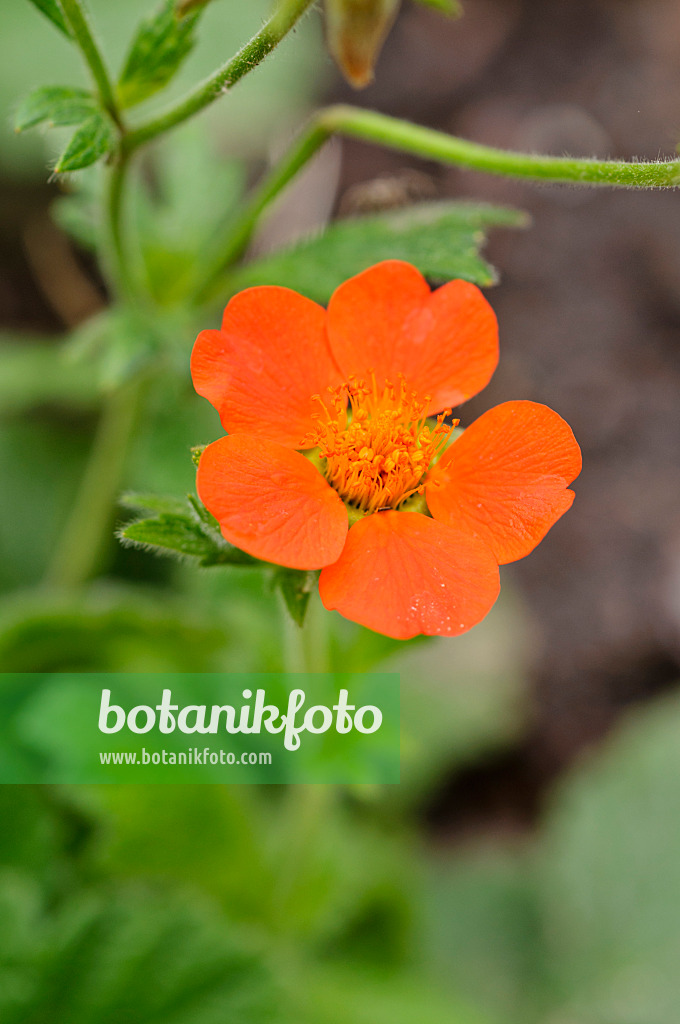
[191, 261, 581, 640]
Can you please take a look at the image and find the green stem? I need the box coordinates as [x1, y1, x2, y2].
[322, 106, 680, 187]
[104, 151, 139, 303]
[45, 375, 146, 588]
[59, 0, 121, 128]
[193, 104, 680, 298]
[271, 781, 331, 933]
[123, 0, 317, 154]
[279, 592, 308, 674]
[193, 119, 328, 301]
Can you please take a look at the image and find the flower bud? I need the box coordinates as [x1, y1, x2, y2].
[325, 0, 401, 88]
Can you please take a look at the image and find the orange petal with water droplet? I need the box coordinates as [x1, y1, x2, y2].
[426, 401, 582, 564]
[197, 435, 348, 569]
[319, 510, 499, 639]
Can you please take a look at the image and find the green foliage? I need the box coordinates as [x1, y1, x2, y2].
[538, 691, 680, 1023]
[274, 568, 320, 628]
[0, 589, 228, 672]
[0, 877, 276, 1024]
[284, 963, 492, 1024]
[422, 850, 547, 1024]
[0, 337, 99, 414]
[120, 492, 258, 567]
[232, 201, 528, 302]
[14, 85, 96, 132]
[54, 111, 116, 173]
[66, 307, 170, 389]
[25, 0, 72, 38]
[130, 123, 246, 304]
[117, 0, 204, 109]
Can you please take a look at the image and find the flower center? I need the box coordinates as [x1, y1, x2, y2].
[303, 374, 456, 514]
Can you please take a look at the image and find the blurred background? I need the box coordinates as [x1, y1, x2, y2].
[2, 0, 680, 1021]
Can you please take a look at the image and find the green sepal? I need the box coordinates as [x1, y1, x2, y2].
[273, 568, 320, 628]
[14, 86, 96, 133]
[191, 444, 206, 467]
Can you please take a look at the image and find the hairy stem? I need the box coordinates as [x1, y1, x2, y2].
[123, 0, 318, 153]
[104, 151, 139, 303]
[45, 375, 146, 588]
[59, 0, 121, 128]
[193, 104, 680, 298]
[279, 592, 309, 674]
[321, 106, 680, 187]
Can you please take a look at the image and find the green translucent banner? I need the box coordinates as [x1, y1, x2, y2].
[0, 673, 400, 784]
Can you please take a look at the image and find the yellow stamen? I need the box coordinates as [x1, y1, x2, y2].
[302, 374, 457, 514]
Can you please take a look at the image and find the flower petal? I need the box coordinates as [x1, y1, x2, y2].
[191, 286, 342, 447]
[319, 511, 500, 640]
[426, 401, 582, 565]
[197, 434, 348, 569]
[327, 260, 498, 413]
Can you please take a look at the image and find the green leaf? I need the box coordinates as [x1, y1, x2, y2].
[120, 491, 189, 516]
[274, 568, 320, 628]
[231, 201, 529, 302]
[130, 121, 246, 305]
[539, 691, 680, 1023]
[0, 337, 99, 415]
[413, 0, 462, 15]
[0, 881, 277, 1024]
[65, 307, 164, 389]
[120, 496, 258, 567]
[14, 86, 96, 132]
[117, 0, 203, 109]
[26, 0, 72, 38]
[0, 589, 227, 672]
[54, 112, 115, 173]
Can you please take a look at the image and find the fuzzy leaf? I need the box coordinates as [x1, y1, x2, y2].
[54, 112, 115, 173]
[232, 200, 529, 302]
[120, 497, 258, 567]
[117, 0, 203, 109]
[274, 568, 320, 628]
[26, 0, 72, 37]
[14, 86, 95, 132]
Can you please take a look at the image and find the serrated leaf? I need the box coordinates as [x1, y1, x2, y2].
[54, 113, 115, 173]
[14, 86, 96, 133]
[117, 0, 203, 109]
[274, 568, 320, 628]
[0, 881, 276, 1024]
[413, 0, 462, 15]
[120, 499, 258, 567]
[231, 201, 529, 302]
[26, 0, 72, 37]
